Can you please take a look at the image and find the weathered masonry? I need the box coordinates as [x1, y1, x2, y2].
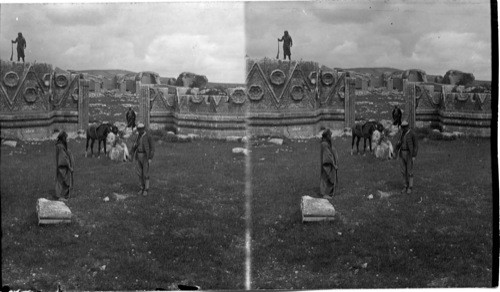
[138, 59, 356, 138]
[0, 61, 89, 140]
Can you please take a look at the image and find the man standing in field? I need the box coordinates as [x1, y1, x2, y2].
[395, 121, 418, 194]
[11, 32, 27, 63]
[392, 105, 402, 127]
[126, 107, 136, 129]
[320, 129, 339, 199]
[278, 30, 293, 61]
[55, 131, 74, 202]
[130, 123, 155, 196]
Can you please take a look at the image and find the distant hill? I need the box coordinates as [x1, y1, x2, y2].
[69, 69, 137, 79]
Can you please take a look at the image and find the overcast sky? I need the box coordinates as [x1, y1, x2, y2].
[0, 2, 246, 83]
[0, 1, 493, 82]
[246, 0, 492, 81]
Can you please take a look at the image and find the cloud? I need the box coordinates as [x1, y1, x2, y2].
[45, 3, 115, 26]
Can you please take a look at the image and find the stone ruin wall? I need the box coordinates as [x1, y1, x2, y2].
[0, 61, 89, 140]
[404, 81, 491, 137]
[140, 58, 356, 139]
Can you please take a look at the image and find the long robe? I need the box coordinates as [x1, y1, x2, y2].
[55, 142, 74, 199]
[320, 140, 339, 197]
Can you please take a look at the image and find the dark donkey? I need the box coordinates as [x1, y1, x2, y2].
[351, 120, 385, 155]
[86, 123, 119, 157]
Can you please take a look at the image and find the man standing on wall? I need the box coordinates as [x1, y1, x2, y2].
[395, 120, 418, 195]
[11, 32, 27, 63]
[130, 123, 155, 197]
[278, 30, 293, 61]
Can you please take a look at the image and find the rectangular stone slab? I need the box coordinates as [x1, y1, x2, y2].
[301, 195, 336, 223]
[37, 198, 72, 225]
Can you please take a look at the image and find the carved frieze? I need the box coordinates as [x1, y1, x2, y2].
[24, 87, 38, 103]
[321, 72, 335, 86]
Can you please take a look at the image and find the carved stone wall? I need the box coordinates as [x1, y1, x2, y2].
[139, 59, 354, 138]
[405, 81, 491, 137]
[0, 61, 89, 140]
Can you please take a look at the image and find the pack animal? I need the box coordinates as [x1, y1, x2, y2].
[86, 123, 119, 157]
[351, 121, 385, 155]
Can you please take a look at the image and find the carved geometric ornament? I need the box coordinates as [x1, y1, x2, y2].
[55, 75, 68, 88]
[321, 72, 335, 86]
[190, 94, 204, 104]
[230, 88, 246, 104]
[3, 71, 20, 88]
[308, 71, 317, 85]
[290, 85, 304, 101]
[24, 87, 38, 103]
[248, 85, 264, 101]
[72, 88, 79, 101]
[270, 70, 286, 86]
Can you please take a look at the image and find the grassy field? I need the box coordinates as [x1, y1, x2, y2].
[1, 89, 494, 290]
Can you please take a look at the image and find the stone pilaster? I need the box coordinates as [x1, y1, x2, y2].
[344, 77, 356, 128]
[138, 84, 150, 128]
[404, 80, 416, 128]
[77, 78, 89, 131]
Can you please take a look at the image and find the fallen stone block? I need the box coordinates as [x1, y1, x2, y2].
[301, 195, 335, 223]
[177, 134, 192, 142]
[241, 136, 249, 144]
[269, 138, 283, 145]
[226, 136, 241, 142]
[232, 147, 249, 155]
[2, 140, 17, 147]
[37, 198, 72, 225]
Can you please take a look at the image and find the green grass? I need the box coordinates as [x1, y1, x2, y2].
[1, 90, 494, 290]
[1, 134, 493, 290]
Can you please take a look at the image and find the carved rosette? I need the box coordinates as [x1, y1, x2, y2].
[72, 88, 79, 101]
[55, 75, 68, 88]
[270, 70, 286, 86]
[308, 71, 317, 85]
[230, 89, 246, 104]
[321, 72, 335, 86]
[24, 87, 38, 103]
[290, 85, 304, 101]
[3, 71, 20, 88]
[248, 85, 264, 101]
[190, 94, 204, 104]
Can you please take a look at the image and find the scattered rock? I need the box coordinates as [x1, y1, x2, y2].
[377, 190, 392, 199]
[226, 136, 240, 142]
[367, 194, 374, 200]
[113, 193, 129, 201]
[2, 140, 17, 147]
[241, 136, 249, 144]
[103, 197, 110, 202]
[232, 147, 249, 155]
[187, 133, 200, 140]
[269, 138, 283, 145]
[176, 134, 192, 143]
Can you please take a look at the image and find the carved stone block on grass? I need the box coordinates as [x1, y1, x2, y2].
[301, 195, 335, 223]
[37, 198, 72, 225]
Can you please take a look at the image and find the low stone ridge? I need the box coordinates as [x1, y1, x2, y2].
[37, 198, 72, 225]
[301, 195, 336, 222]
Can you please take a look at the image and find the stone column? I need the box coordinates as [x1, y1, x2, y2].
[404, 80, 416, 128]
[344, 77, 356, 128]
[77, 78, 89, 131]
[138, 84, 150, 128]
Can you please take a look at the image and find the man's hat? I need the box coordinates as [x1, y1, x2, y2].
[137, 123, 145, 129]
[401, 120, 409, 127]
